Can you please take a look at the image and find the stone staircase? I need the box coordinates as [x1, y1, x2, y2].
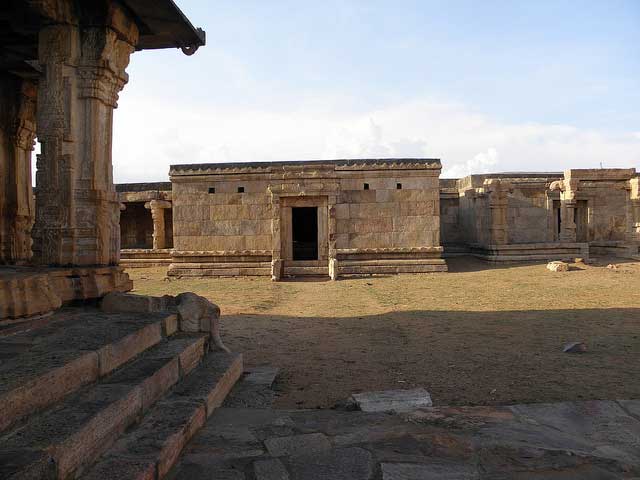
[0, 305, 242, 480]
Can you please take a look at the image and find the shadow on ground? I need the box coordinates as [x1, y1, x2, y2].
[221, 307, 640, 409]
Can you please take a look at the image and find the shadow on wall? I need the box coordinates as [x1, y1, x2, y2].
[220, 307, 640, 409]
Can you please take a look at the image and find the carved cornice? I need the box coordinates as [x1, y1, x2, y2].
[172, 250, 272, 257]
[170, 159, 442, 177]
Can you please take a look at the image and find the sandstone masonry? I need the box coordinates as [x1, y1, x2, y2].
[117, 163, 640, 279]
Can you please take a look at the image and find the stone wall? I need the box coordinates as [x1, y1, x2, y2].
[440, 169, 639, 260]
[506, 183, 555, 244]
[333, 174, 440, 250]
[173, 181, 272, 252]
[169, 159, 446, 277]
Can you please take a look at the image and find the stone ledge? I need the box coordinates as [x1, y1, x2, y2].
[0, 266, 132, 320]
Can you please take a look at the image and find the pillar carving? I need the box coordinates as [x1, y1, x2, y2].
[0, 75, 37, 265]
[483, 179, 511, 245]
[32, 7, 138, 266]
[328, 195, 338, 280]
[550, 178, 580, 243]
[145, 200, 171, 250]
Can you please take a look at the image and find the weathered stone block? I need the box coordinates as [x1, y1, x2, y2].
[352, 388, 433, 412]
[264, 432, 331, 457]
[547, 261, 569, 272]
[254, 458, 290, 480]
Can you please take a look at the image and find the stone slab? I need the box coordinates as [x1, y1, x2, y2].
[264, 433, 331, 457]
[254, 458, 290, 480]
[244, 366, 280, 386]
[352, 388, 432, 412]
[287, 447, 373, 480]
[381, 462, 479, 479]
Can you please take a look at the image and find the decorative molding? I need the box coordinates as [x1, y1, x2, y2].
[171, 250, 272, 257]
[170, 158, 442, 176]
[335, 246, 444, 254]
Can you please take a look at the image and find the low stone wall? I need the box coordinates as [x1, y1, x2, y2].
[336, 246, 448, 275]
[168, 250, 272, 277]
[469, 242, 589, 263]
[0, 266, 132, 319]
[120, 248, 173, 268]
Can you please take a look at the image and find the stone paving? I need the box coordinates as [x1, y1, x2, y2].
[167, 399, 640, 479]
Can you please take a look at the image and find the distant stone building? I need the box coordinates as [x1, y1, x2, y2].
[440, 168, 640, 261]
[118, 183, 173, 267]
[117, 161, 640, 279]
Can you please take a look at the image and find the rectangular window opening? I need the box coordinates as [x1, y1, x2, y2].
[237, 186, 245, 193]
[363, 183, 369, 190]
[208, 187, 216, 194]
[396, 183, 402, 190]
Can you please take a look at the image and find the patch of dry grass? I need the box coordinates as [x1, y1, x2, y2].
[128, 257, 640, 408]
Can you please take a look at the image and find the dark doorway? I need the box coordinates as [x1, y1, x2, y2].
[292, 207, 318, 260]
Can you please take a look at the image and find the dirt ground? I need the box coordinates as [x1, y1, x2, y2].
[128, 257, 640, 409]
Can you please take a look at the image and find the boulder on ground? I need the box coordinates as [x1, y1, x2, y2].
[547, 261, 569, 272]
[607, 264, 619, 270]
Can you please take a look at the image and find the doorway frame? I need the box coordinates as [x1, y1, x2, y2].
[278, 196, 328, 264]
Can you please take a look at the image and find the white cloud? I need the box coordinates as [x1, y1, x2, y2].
[443, 147, 499, 178]
[112, 95, 640, 183]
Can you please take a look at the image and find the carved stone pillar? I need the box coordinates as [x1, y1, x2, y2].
[0, 75, 37, 265]
[483, 179, 511, 245]
[145, 200, 171, 250]
[32, 13, 138, 266]
[550, 178, 579, 243]
[328, 196, 338, 280]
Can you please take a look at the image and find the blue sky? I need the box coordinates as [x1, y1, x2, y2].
[112, 0, 640, 181]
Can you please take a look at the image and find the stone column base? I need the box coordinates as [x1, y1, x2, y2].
[0, 266, 132, 320]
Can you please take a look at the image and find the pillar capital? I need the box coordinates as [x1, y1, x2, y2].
[145, 200, 172, 211]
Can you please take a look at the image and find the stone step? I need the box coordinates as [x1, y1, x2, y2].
[0, 308, 178, 433]
[284, 266, 329, 276]
[0, 333, 208, 480]
[81, 351, 243, 480]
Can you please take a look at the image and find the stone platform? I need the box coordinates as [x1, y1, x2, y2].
[167, 400, 640, 479]
[0, 266, 132, 320]
[469, 242, 590, 263]
[120, 248, 173, 268]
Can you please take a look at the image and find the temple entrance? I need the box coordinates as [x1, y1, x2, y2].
[575, 200, 589, 242]
[292, 207, 318, 260]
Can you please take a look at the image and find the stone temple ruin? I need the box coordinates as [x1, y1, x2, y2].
[2, 2, 640, 479]
[117, 160, 640, 278]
